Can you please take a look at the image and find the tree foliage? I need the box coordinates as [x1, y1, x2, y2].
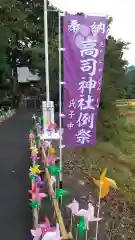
[98, 36, 129, 141]
[125, 65, 135, 98]
[0, 0, 130, 127]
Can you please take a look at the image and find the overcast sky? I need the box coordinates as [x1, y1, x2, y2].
[49, 0, 134, 65]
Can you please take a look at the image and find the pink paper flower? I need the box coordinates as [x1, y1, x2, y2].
[49, 155, 55, 165]
[39, 217, 55, 235]
[41, 223, 61, 240]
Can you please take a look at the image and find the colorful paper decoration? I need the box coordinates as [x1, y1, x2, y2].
[67, 198, 79, 229]
[55, 188, 68, 199]
[49, 155, 55, 165]
[41, 223, 61, 240]
[28, 184, 37, 194]
[29, 129, 33, 134]
[75, 203, 102, 229]
[36, 135, 41, 141]
[29, 200, 39, 209]
[30, 164, 41, 175]
[77, 216, 87, 237]
[32, 147, 39, 154]
[47, 122, 57, 132]
[50, 122, 57, 130]
[39, 217, 55, 235]
[29, 133, 35, 140]
[29, 186, 47, 204]
[50, 147, 55, 155]
[35, 174, 44, 186]
[29, 173, 35, 181]
[31, 227, 42, 240]
[47, 166, 61, 177]
[30, 155, 40, 162]
[35, 192, 47, 204]
[50, 176, 56, 188]
[40, 140, 45, 146]
[67, 198, 79, 215]
[39, 116, 44, 121]
[93, 168, 118, 198]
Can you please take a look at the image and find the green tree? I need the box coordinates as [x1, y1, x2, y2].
[125, 65, 135, 98]
[98, 35, 129, 141]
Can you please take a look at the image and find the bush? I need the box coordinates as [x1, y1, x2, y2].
[0, 99, 12, 109]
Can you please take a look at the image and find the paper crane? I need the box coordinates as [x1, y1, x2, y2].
[39, 217, 55, 235]
[31, 227, 42, 240]
[75, 203, 102, 229]
[93, 168, 118, 198]
[41, 223, 61, 240]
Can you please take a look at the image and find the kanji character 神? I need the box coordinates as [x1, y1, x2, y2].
[78, 76, 96, 95]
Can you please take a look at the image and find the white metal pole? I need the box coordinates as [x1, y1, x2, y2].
[58, 11, 62, 186]
[44, 0, 50, 103]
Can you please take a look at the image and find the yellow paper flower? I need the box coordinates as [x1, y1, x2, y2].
[50, 147, 55, 155]
[30, 140, 36, 147]
[93, 168, 118, 198]
[32, 148, 38, 154]
[30, 165, 41, 175]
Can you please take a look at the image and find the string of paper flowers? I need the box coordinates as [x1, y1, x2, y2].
[0, 108, 15, 125]
[29, 117, 119, 240]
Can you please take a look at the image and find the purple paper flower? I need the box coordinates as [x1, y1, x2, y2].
[34, 174, 44, 186]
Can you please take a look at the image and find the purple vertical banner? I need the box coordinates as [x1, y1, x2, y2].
[63, 13, 108, 148]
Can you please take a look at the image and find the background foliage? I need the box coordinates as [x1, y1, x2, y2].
[1, 0, 135, 238]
